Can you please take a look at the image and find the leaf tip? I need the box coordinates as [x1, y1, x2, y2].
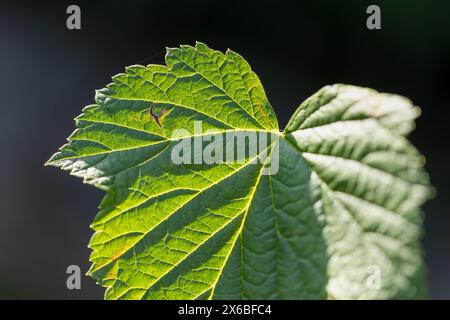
[45, 152, 61, 167]
[165, 46, 177, 54]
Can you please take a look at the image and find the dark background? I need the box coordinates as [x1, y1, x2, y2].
[1, 0, 449, 299]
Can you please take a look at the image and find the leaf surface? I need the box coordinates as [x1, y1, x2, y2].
[47, 43, 431, 299]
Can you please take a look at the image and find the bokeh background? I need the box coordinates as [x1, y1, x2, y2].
[1, 0, 449, 299]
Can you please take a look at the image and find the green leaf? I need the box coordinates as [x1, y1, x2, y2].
[47, 42, 432, 299]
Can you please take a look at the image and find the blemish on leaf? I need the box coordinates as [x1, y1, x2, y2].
[112, 246, 127, 261]
[149, 105, 170, 128]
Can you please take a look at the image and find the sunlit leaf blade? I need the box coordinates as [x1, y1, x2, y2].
[47, 43, 432, 300]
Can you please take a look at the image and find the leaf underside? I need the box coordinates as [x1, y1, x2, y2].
[47, 42, 432, 300]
